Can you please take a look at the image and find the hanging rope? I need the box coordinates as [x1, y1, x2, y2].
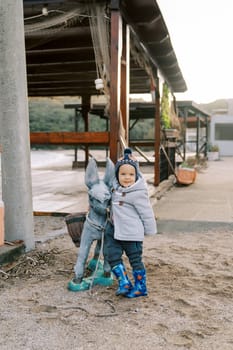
[24, 7, 85, 34]
[87, 1, 110, 96]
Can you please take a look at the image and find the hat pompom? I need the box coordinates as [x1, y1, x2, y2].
[123, 148, 132, 159]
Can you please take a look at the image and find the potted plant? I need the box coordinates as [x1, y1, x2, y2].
[161, 83, 179, 140]
[207, 143, 219, 161]
[176, 160, 197, 185]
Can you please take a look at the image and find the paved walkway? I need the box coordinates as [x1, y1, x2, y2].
[154, 157, 233, 233]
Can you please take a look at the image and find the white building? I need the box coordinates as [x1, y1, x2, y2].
[210, 114, 233, 156]
[209, 99, 233, 156]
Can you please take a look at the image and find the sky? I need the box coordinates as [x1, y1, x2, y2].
[157, 0, 233, 104]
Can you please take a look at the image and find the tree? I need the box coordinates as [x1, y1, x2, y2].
[161, 83, 171, 129]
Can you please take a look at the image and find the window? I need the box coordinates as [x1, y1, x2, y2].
[215, 123, 233, 140]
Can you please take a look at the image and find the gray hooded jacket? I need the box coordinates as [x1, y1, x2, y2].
[111, 176, 157, 241]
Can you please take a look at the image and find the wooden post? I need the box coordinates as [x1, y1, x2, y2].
[120, 20, 130, 146]
[72, 107, 79, 168]
[183, 107, 188, 160]
[154, 77, 160, 186]
[196, 114, 200, 159]
[109, 0, 122, 163]
[82, 95, 90, 168]
[205, 117, 209, 157]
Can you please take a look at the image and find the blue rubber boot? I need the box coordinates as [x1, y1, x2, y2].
[112, 263, 132, 296]
[125, 269, 147, 298]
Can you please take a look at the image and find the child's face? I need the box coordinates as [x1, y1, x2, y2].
[118, 164, 136, 187]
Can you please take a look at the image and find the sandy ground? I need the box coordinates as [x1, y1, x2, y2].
[1, 215, 233, 350]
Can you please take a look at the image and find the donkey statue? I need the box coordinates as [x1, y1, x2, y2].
[67, 157, 115, 291]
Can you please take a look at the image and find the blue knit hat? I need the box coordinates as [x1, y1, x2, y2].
[115, 148, 139, 182]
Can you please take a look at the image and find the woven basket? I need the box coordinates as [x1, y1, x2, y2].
[65, 212, 87, 247]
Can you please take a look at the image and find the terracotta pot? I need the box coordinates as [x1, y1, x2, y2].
[176, 167, 196, 185]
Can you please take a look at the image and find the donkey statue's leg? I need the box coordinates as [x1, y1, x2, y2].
[68, 225, 95, 291]
[102, 221, 113, 277]
[87, 240, 111, 278]
[73, 230, 93, 281]
[86, 240, 103, 272]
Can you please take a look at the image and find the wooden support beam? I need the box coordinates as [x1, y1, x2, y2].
[109, 3, 122, 163]
[30, 131, 109, 145]
[134, 146, 152, 163]
[154, 77, 160, 186]
[120, 21, 130, 145]
[130, 141, 156, 147]
[183, 107, 188, 160]
[196, 115, 200, 158]
[82, 95, 91, 168]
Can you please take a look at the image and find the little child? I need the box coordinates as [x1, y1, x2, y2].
[107, 148, 157, 298]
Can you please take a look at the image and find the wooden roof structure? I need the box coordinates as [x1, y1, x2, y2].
[24, 0, 187, 185]
[24, 0, 186, 97]
[177, 101, 210, 128]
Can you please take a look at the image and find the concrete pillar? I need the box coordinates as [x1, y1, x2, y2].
[0, 1, 34, 251]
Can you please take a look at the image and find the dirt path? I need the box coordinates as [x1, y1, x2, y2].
[1, 217, 233, 350]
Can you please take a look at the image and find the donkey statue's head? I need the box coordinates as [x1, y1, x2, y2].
[85, 157, 115, 219]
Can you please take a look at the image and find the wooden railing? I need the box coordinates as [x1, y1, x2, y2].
[30, 131, 109, 145]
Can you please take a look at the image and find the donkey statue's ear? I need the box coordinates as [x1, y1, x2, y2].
[103, 157, 115, 188]
[85, 158, 99, 189]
